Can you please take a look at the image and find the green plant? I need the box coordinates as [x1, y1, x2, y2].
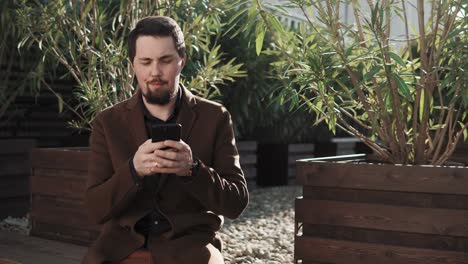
[251, 0, 467, 164]
[220, 4, 330, 143]
[0, 0, 45, 122]
[16, 0, 246, 131]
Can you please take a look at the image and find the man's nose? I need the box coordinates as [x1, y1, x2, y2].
[150, 62, 162, 76]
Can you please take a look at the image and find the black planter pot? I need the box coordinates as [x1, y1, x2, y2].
[60, 130, 90, 147]
[256, 143, 289, 186]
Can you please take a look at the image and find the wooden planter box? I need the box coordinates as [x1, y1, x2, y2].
[295, 154, 468, 264]
[29, 141, 256, 245]
[30, 147, 99, 245]
[0, 139, 36, 219]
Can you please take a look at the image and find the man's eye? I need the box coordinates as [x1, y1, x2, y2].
[161, 59, 172, 64]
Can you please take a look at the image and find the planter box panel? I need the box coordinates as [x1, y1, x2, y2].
[240, 154, 256, 165]
[295, 159, 468, 263]
[31, 173, 86, 200]
[31, 148, 89, 171]
[296, 161, 468, 195]
[300, 262, 332, 264]
[30, 221, 98, 246]
[30, 148, 99, 245]
[303, 225, 468, 252]
[33, 167, 87, 180]
[30, 195, 97, 230]
[237, 141, 257, 152]
[303, 186, 468, 210]
[295, 236, 468, 264]
[296, 198, 468, 237]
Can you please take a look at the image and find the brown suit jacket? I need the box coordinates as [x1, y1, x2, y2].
[82, 87, 248, 263]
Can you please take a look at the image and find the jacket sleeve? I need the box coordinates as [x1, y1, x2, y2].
[84, 115, 141, 224]
[178, 108, 249, 219]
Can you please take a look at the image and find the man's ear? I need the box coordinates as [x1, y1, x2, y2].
[181, 54, 187, 69]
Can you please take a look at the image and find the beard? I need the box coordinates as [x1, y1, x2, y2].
[142, 80, 177, 105]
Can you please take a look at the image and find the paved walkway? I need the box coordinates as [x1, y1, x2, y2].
[0, 230, 86, 264]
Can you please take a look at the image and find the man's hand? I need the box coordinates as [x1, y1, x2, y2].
[133, 139, 193, 177]
[153, 139, 193, 177]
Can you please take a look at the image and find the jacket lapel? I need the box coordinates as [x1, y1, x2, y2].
[125, 89, 149, 150]
[177, 87, 197, 142]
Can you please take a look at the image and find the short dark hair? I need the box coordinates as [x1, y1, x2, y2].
[128, 16, 185, 63]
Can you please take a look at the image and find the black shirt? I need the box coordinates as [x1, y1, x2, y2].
[130, 88, 182, 238]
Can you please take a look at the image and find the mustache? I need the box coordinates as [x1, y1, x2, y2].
[147, 78, 167, 84]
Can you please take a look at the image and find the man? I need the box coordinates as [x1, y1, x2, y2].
[82, 16, 248, 263]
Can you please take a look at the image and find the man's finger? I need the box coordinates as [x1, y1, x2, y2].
[141, 141, 167, 153]
[153, 149, 180, 161]
[163, 140, 187, 151]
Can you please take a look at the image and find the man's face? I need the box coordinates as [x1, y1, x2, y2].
[132, 36, 185, 105]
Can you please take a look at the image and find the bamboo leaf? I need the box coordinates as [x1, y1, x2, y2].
[81, 1, 93, 22]
[269, 15, 285, 34]
[447, 28, 463, 40]
[387, 51, 406, 67]
[392, 73, 411, 99]
[464, 129, 468, 141]
[57, 95, 64, 113]
[429, 124, 446, 130]
[248, 0, 258, 19]
[256, 28, 266, 56]
[364, 65, 382, 82]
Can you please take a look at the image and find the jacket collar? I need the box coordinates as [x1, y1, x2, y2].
[125, 85, 198, 151]
[176, 85, 197, 142]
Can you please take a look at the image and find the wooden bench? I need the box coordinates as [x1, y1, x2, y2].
[119, 250, 152, 264]
[0, 259, 19, 264]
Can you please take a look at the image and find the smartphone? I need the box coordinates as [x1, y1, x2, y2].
[151, 124, 182, 143]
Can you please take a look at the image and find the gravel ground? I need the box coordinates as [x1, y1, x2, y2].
[0, 215, 29, 235]
[0, 185, 302, 264]
[220, 185, 302, 264]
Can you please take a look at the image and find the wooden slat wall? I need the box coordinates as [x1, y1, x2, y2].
[0, 78, 82, 148]
[296, 236, 468, 264]
[296, 199, 468, 237]
[237, 141, 257, 181]
[0, 139, 36, 219]
[30, 148, 99, 246]
[331, 137, 361, 155]
[296, 161, 468, 195]
[295, 160, 468, 264]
